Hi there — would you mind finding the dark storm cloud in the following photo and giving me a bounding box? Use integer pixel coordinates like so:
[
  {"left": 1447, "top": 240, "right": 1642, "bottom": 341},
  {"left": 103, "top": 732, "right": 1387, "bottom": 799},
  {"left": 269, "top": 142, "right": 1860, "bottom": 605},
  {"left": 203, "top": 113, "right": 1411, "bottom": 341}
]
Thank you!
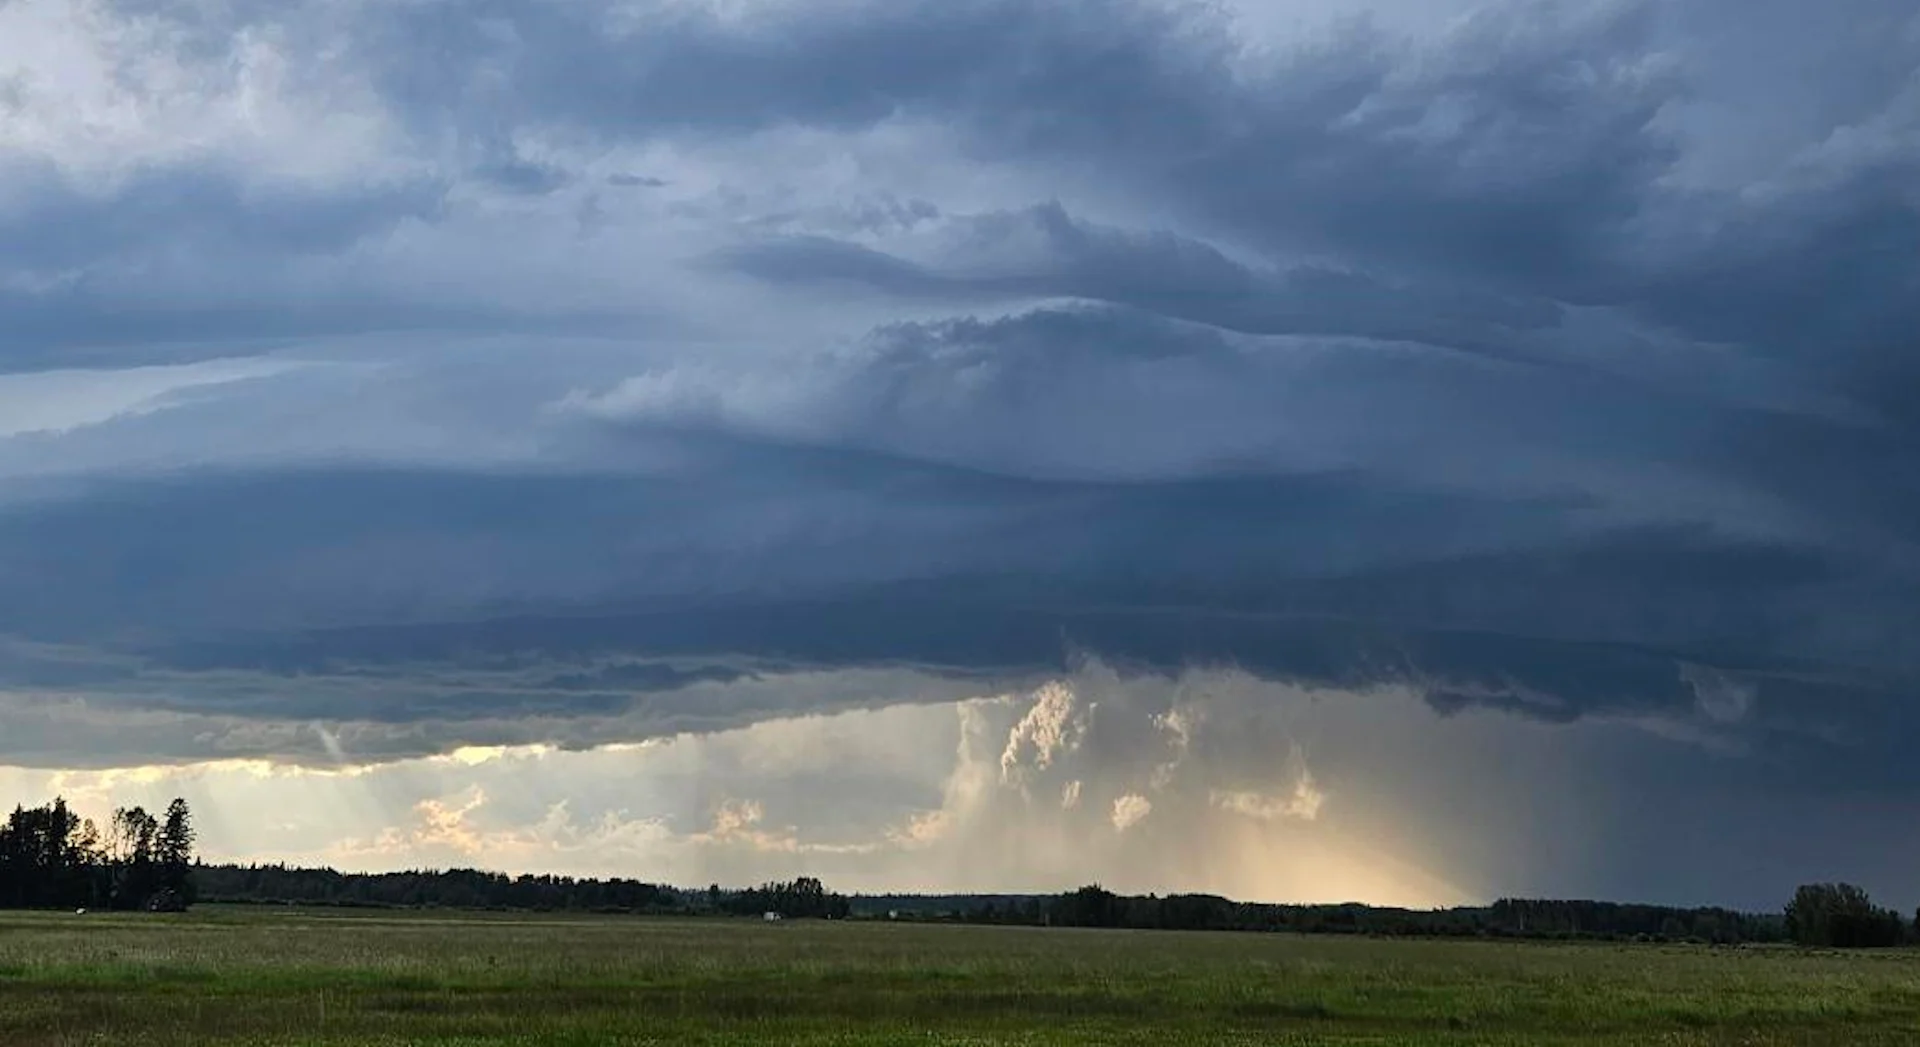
[
  {"left": 14, "top": 0, "right": 1914, "bottom": 379},
  {"left": 597, "top": 301, "right": 1913, "bottom": 590},
  {"left": 13, "top": 0, "right": 1914, "bottom": 333},
  {"left": 336, "top": 0, "right": 1632, "bottom": 293},
  {"left": 0, "top": 450, "right": 1588, "bottom": 637},
  {"left": 2, "top": 0, "right": 1917, "bottom": 821},
  {"left": 0, "top": 164, "right": 451, "bottom": 365},
  {"left": 714, "top": 205, "right": 1569, "bottom": 363},
  {"left": 1, "top": 450, "right": 1913, "bottom": 779},
  {"left": 345, "top": 0, "right": 1223, "bottom": 140},
  {"left": 4, "top": 566, "right": 1915, "bottom": 788},
  {"left": 0, "top": 162, "right": 478, "bottom": 371},
  {"left": 413, "top": 0, "right": 1914, "bottom": 403},
  {"left": 339, "top": 0, "right": 1672, "bottom": 296}
]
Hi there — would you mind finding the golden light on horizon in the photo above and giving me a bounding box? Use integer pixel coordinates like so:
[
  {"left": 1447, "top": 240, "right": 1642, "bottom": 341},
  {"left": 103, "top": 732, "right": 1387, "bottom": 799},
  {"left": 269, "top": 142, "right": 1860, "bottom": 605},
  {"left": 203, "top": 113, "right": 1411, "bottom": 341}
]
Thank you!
[{"left": 0, "top": 672, "right": 1540, "bottom": 909}]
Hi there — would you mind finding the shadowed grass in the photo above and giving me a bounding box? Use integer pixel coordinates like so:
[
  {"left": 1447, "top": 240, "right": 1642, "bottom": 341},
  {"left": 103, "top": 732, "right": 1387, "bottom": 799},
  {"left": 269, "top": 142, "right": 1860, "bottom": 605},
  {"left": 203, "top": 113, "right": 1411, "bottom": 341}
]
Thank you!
[{"left": 2, "top": 908, "right": 1919, "bottom": 1044}]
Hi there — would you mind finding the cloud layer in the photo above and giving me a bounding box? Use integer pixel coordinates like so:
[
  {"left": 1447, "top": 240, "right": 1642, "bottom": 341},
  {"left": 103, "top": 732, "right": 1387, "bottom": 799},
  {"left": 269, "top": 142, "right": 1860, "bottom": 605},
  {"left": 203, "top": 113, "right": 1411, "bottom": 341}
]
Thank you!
[{"left": 2, "top": 0, "right": 1917, "bottom": 904}]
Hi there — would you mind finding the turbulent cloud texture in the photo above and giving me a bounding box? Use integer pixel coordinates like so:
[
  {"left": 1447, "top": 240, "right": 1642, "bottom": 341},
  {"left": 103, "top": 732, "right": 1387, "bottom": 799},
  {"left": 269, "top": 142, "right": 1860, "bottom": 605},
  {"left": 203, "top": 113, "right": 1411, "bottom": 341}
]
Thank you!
[{"left": 1, "top": 0, "right": 1917, "bottom": 905}]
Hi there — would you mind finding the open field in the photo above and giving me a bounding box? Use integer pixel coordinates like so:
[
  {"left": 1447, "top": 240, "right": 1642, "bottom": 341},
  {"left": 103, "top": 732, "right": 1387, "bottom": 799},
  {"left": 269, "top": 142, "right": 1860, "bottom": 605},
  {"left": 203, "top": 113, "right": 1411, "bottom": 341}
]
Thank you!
[{"left": 3, "top": 908, "right": 1920, "bottom": 1045}]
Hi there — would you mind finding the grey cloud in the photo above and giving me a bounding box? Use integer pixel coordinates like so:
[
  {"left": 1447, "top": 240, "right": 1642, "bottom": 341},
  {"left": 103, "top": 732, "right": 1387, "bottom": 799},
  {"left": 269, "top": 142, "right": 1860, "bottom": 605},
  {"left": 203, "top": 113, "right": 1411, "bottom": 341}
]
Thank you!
[
  {"left": 712, "top": 209, "right": 1895, "bottom": 483},
  {"left": 715, "top": 205, "right": 1578, "bottom": 365},
  {"left": 75, "top": 0, "right": 1654, "bottom": 291},
  {"left": 473, "top": 158, "right": 572, "bottom": 196},
  {"left": 0, "top": 163, "right": 466, "bottom": 370},
  {"left": 595, "top": 302, "right": 1905, "bottom": 567},
  {"left": 348, "top": 0, "right": 1221, "bottom": 140},
  {"left": 0, "top": 163, "right": 445, "bottom": 271},
  {"left": 2, "top": 488, "right": 1912, "bottom": 785},
  {"left": 717, "top": 236, "right": 949, "bottom": 298},
  {"left": 12, "top": 0, "right": 1913, "bottom": 388},
  {"left": 0, "top": 457, "right": 1083, "bottom": 634},
  {"left": 503, "top": 0, "right": 1916, "bottom": 386},
  {"left": 15, "top": 660, "right": 1920, "bottom": 912},
  {"left": 0, "top": 661, "right": 991, "bottom": 768},
  {"left": 717, "top": 223, "right": 1920, "bottom": 566},
  {"left": 458, "top": 0, "right": 1666, "bottom": 291},
  {"left": 506, "top": 0, "right": 1898, "bottom": 470},
  {"left": 12, "top": 668, "right": 1918, "bottom": 910},
  {"left": 3, "top": 0, "right": 1918, "bottom": 901},
  {"left": 0, "top": 298, "right": 639, "bottom": 374},
  {"left": 2, "top": 310, "right": 1913, "bottom": 789},
  {"left": 2, "top": 277, "right": 1913, "bottom": 737}
]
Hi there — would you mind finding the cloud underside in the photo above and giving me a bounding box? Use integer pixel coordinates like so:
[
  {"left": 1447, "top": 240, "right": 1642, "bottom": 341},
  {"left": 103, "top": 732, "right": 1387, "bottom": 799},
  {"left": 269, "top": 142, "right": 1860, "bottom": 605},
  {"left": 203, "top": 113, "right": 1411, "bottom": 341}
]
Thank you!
[
  {"left": 10, "top": 667, "right": 1916, "bottom": 912},
  {"left": 0, "top": 0, "right": 1918, "bottom": 901},
  {"left": 0, "top": 459, "right": 1910, "bottom": 787},
  {"left": 14, "top": 668, "right": 1920, "bottom": 912},
  {"left": 0, "top": 675, "right": 1484, "bottom": 907}
]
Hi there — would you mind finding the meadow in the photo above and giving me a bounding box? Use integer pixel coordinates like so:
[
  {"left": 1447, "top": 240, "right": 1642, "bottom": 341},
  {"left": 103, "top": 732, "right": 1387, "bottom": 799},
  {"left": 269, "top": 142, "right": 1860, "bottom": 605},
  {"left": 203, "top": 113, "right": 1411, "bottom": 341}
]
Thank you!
[{"left": 3, "top": 907, "right": 1919, "bottom": 1045}]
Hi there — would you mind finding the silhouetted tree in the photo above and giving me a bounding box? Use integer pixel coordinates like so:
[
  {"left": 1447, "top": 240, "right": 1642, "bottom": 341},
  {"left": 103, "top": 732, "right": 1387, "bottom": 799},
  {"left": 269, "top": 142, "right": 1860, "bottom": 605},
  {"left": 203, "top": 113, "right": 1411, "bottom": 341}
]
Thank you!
[
  {"left": 1786, "top": 883, "right": 1904, "bottom": 948},
  {"left": 108, "top": 806, "right": 163, "bottom": 910},
  {"left": 719, "top": 876, "right": 852, "bottom": 919},
  {"left": 194, "top": 863, "right": 679, "bottom": 912},
  {"left": 0, "top": 797, "right": 196, "bottom": 911},
  {"left": 1049, "top": 885, "right": 1123, "bottom": 928},
  {"left": 158, "top": 799, "right": 197, "bottom": 903}
]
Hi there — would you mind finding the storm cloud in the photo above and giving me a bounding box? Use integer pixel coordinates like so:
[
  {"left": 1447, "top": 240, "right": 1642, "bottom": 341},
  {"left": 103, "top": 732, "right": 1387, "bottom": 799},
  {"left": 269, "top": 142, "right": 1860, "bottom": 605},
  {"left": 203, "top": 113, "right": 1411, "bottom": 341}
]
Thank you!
[{"left": 1, "top": 0, "right": 1916, "bottom": 906}]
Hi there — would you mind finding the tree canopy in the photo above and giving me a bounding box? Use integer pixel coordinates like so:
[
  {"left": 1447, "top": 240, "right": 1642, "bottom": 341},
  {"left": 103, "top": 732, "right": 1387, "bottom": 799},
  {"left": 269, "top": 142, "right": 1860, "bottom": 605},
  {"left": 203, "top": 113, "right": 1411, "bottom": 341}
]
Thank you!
[
  {"left": 1784, "top": 883, "right": 1907, "bottom": 948},
  {"left": 0, "top": 797, "right": 195, "bottom": 911}
]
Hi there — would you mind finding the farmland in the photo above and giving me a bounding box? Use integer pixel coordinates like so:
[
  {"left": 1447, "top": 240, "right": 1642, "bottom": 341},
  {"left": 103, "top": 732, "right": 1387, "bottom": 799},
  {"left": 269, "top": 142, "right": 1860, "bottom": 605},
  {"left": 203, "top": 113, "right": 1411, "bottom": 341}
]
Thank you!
[{"left": 3, "top": 907, "right": 1919, "bottom": 1045}]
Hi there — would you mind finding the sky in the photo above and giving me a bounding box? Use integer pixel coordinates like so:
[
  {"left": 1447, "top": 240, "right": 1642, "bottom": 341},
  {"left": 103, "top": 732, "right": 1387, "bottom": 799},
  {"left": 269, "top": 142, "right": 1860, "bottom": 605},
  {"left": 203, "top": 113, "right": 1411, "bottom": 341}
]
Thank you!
[{"left": 0, "top": 0, "right": 1916, "bottom": 912}]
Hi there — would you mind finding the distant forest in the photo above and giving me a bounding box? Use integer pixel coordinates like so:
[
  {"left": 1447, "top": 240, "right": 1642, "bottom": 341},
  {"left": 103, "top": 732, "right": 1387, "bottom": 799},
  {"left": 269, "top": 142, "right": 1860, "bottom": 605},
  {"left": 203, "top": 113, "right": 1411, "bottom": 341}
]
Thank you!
[
  {"left": 195, "top": 864, "right": 853, "bottom": 920},
  {"left": 5, "top": 797, "right": 1912, "bottom": 948},
  {"left": 191, "top": 866, "right": 1907, "bottom": 948}
]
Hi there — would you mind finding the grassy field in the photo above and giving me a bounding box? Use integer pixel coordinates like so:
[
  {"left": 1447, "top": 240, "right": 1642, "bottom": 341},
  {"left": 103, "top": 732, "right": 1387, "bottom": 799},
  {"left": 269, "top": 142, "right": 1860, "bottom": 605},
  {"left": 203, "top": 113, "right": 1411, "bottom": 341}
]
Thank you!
[{"left": 3, "top": 908, "right": 1919, "bottom": 1045}]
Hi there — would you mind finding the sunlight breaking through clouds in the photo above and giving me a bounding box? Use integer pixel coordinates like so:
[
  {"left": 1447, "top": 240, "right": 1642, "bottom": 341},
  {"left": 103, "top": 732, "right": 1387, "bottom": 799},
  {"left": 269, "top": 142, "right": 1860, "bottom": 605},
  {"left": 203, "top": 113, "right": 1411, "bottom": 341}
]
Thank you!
[
  {"left": 0, "top": 0, "right": 1916, "bottom": 910},
  {"left": 8, "top": 657, "right": 1920, "bottom": 908},
  {"left": 0, "top": 668, "right": 1502, "bottom": 906},
  {"left": 1109, "top": 794, "right": 1153, "bottom": 832},
  {"left": 4, "top": 660, "right": 1840, "bottom": 910}
]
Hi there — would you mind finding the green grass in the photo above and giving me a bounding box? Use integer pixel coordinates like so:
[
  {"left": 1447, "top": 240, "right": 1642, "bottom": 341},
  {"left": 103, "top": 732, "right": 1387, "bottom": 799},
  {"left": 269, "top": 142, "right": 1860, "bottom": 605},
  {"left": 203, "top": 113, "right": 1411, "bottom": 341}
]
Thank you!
[{"left": 3, "top": 908, "right": 1919, "bottom": 1044}]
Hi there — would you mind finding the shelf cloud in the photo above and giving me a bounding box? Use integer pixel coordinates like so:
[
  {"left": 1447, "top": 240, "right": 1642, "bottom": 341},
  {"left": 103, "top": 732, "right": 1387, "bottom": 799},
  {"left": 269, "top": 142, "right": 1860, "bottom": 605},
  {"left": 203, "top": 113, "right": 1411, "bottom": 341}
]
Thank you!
[{"left": 1, "top": 0, "right": 1915, "bottom": 907}]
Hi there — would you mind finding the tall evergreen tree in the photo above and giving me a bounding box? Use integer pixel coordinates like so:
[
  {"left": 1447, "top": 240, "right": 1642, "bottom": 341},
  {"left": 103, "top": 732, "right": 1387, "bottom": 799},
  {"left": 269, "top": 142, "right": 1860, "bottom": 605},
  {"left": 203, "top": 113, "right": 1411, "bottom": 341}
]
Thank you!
[{"left": 158, "top": 799, "right": 197, "bottom": 902}]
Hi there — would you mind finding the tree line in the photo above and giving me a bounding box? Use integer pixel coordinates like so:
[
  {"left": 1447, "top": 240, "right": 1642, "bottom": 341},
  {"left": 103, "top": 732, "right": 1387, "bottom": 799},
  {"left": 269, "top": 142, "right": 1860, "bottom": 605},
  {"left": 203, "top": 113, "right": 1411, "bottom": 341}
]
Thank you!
[
  {"left": 710, "top": 876, "right": 853, "bottom": 920},
  {"left": 195, "top": 864, "right": 680, "bottom": 912},
  {"left": 875, "top": 886, "right": 1791, "bottom": 944},
  {"left": 185, "top": 868, "right": 1911, "bottom": 948},
  {"left": 1783, "top": 883, "right": 1910, "bottom": 948},
  {"left": 0, "top": 798, "right": 196, "bottom": 911},
  {"left": 194, "top": 865, "right": 852, "bottom": 919},
  {"left": 4, "top": 795, "right": 1915, "bottom": 949},
  {"left": 882, "top": 883, "right": 1920, "bottom": 947}
]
